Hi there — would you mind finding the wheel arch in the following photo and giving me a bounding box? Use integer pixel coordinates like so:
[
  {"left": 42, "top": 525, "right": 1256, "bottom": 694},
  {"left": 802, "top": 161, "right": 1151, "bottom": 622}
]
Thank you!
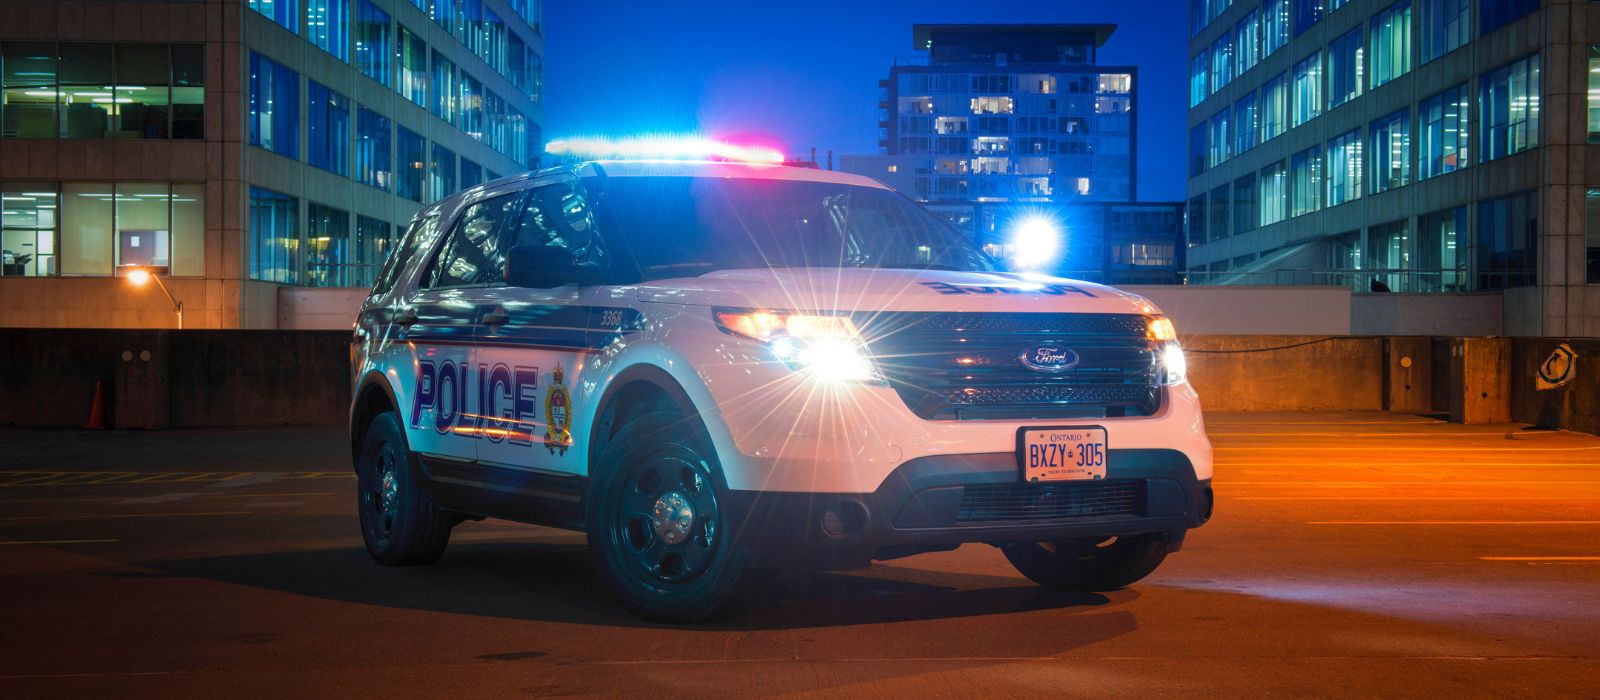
[
  {"left": 350, "top": 370, "right": 401, "bottom": 465},
  {"left": 588, "top": 364, "right": 707, "bottom": 478}
]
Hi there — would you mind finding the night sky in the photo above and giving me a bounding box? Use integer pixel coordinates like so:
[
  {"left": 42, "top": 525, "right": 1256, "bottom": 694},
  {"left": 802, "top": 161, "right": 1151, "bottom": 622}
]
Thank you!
[{"left": 542, "top": 0, "right": 1189, "bottom": 202}]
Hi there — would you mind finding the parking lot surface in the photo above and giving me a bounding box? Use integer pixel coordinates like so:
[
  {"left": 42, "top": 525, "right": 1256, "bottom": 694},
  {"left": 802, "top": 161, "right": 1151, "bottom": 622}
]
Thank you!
[{"left": 2, "top": 412, "right": 1598, "bottom": 697}]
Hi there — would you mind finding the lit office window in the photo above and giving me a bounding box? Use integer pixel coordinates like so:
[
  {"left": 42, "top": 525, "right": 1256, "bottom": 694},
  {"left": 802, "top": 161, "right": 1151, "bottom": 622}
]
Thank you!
[
  {"left": 172, "top": 45, "right": 204, "bottom": 139},
  {"left": 1235, "top": 10, "right": 1260, "bottom": 77},
  {"left": 4, "top": 43, "right": 201, "bottom": 141},
  {"left": 461, "top": 0, "right": 484, "bottom": 55},
  {"left": 1261, "top": 72, "right": 1287, "bottom": 141},
  {"left": 485, "top": 90, "right": 507, "bottom": 153},
  {"left": 354, "top": 0, "right": 391, "bottom": 86},
  {"left": 1290, "top": 145, "right": 1323, "bottom": 217},
  {"left": 248, "top": 0, "right": 299, "bottom": 34},
  {"left": 115, "top": 44, "right": 173, "bottom": 139},
  {"left": 1419, "top": 0, "right": 1468, "bottom": 63},
  {"left": 306, "top": 0, "right": 350, "bottom": 61},
  {"left": 1418, "top": 85, "right": 1468, "bottom": 179},
  {"left": 356, "top": 106, "right": 391, "bottom": 191},
  {"left": 2, "top": 43, "right": 58, "bottom": 138},
  {"left": 1293, "top": 0, "right": 1326, "bottom": 36},
  {"left": 1587, "top": 190, "right": 1600, "bottom": 283},
  {"left": 1370, "top": 2, "right": 1411, "bottom": 88},
  {"left": 1189, "top": 124, "right": 1207, "bottom": 177},
  {"left": 1481, "top": 54, "right": 1541, "bottom": 162},
  {"left": 1476, "top": 191, "right": 1538, "bottom": 289},
  {"left": 56, "top": 182, "right": 204, "bottom": 277},
  {"left": 1292, "top": 53, "right": 1322, "bottom": 126},
  {"left": 1233, "top": 91, "right": 1258, "bottom": 154},
  {"left": 397, "top": 25, "right": 427, "bottom": 106},
  {"left": 429, "top": 142, "right": 456, "bottom": 202},
  {"left": 1209, "top": 36, "right": 1233, "bottom": 93},
  {"left": 397, "top": 126, "right": 424, "bottom": 202},
  {"left": 459, "top": 73, "right": 484, "bottom": 140},
  {"left": 528, "top": 49, "right": 543, "bottom": 105},
  {"left": 1326, "top": 129, "right": 1363, "bottom": 206},
  {"left": 1208, "top": 109, "right": 1231, "bottom": 167},
  {"left": 1263, "top": 0, "right": 1290, "bottom": 57},
  {"left": 1369, "top": 109, "right": 1410, "bottom": 193},
  {"left": 306, "top": 202, "right": 350, "bottom": 287},
  {"left": 1418, "top": 206, "right": 1467, "bottom": 291},
  {"left": 1369, "top": 219, "right": 1410, "bottom": 288},
  {"left": 460, "top": 159, "right": 483, "bottom": 189},
  {"left": 1191, "top": 0, "right": 1207, "bottom": 36},
  {"left": 249, "top": 186, "right": 298, "bottom": 283},
  {"left": 307, "top": 81, "right": 350, "bottom": 176},
  {"left": 1259, "top": 161, "right": 1288, "bottom": 225},
  {"left": 353, "top": 215, "right": 393, "bottom": 288},
  {"left": 483, "top": 9, "right": 508, "bottom": 73},
  {"left": 509, "top": 31, "right": 530, "bottom": 96},
  {"left": 248, "top": 52, "right": 299, "bottom": 158},
  {"left": 1589, "top": 47, "right": 1600, "bottom": 144},
  {"left": 430, "top": 0, "right": 455, "bottom": 34},
  {"left": 431, "top": 50, "right": 458, "bottom": 126},
  {"left": 0, "top": 183, "right": 57, "bottom": 277},
  {"left": 1233, "top": 173, "right": 1257, "bottom": 234},
  {"left": 1327, "top": 28, "right": 1363, "bottom": 109},
  {"left": 1480, "top": 0, "right": 1539, "bottom": 36},
  {"left": 1210, "top": 0, "right": 1233, "bottom": 22},
  {"left": 1190, "top": 53, "right": 1208, "bottom": 107}
]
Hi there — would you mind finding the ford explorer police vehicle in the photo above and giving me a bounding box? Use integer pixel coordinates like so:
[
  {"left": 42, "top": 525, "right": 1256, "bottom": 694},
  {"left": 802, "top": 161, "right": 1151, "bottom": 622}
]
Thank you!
[{"left": 349, "top": 155, "right": 1213, "bottom": 622}]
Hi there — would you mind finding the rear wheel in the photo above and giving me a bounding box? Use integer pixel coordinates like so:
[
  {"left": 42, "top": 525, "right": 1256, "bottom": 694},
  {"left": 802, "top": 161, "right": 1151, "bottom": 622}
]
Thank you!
[
  {"left": 586, "top": 411, "right": 749, "bottom": 622},
  {"left": 1002, "top": 533, "right": 1169, "bottom": 591},
  {"left": 356, "top": 411, "right": 452, "bottom": 565}
]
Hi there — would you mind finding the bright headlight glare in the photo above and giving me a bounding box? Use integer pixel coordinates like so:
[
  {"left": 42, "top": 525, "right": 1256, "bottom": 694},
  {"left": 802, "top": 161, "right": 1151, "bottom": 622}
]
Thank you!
[
  {"left": 715, "top": 309, "right": 881, "bottom": 383},
  {"left": 1147, "top": 316, "right": 1178, "bottom": 341},
  {"left": 1160, "top": 340, "right": 1188, "bottom": 386}
]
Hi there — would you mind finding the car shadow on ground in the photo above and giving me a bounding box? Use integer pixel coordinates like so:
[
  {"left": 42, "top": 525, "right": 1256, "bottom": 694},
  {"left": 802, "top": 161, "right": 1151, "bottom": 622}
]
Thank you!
[{"left": 139, "top": 538, "right": 1125, "bottom": 631}]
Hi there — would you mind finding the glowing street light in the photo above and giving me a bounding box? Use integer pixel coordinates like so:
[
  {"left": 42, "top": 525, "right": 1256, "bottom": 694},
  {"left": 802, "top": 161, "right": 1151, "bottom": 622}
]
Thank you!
[
  {"left": 1007, "top": 215, "right": 1062, "bottom": 270},
  {"left": 125, "top": 267, "right": 184, "bottom": 329}
]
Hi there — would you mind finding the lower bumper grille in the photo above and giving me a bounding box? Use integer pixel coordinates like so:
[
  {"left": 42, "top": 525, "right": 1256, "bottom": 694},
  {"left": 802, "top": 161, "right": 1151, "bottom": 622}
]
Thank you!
[{"left": 956, "top": 479, "right": 1143, "bottom": 523}]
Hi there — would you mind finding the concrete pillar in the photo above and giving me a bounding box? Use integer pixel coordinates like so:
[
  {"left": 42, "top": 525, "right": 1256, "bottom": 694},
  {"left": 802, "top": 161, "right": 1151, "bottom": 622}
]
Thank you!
[
  {"left": 1447, "top": 337, "right": 1512, "bottom": 425},
  {"left": 113, "top": 332, "right": 170, "bottom": 429},
  {"left": 1383, "top": 336, "right": 1433, "bottom": 412}
]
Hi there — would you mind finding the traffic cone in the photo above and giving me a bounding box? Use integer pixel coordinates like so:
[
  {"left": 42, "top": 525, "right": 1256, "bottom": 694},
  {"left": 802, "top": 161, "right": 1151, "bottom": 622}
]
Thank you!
[{"left": 83, "top": 380, "right": 106, "bottom": 430}]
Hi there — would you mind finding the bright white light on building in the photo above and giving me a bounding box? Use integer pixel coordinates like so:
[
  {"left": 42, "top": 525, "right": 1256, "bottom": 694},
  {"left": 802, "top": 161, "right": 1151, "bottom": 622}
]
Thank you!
[{"left": 1008, "top": 215, "right": 1062, "bottom": 270}]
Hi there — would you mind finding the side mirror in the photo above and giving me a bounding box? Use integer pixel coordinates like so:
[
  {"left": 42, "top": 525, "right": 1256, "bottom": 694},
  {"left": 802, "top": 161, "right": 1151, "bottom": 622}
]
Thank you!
[{"left": 504, "top": 244, "right": 604, "bottom": 288}]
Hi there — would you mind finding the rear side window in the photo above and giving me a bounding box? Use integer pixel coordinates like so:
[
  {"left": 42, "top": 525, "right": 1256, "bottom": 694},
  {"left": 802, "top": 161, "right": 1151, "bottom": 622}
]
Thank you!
[
  {"left": 371, "top": 213, "right": 437, "bottom": 296},
  {"left": 427, "top": 191, "right": 524, "bottom": 287}
]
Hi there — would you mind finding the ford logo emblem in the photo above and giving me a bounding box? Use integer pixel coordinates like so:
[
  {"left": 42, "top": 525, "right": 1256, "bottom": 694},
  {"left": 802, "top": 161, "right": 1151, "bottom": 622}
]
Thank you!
[{"left": 1018, "top": 345, "right": 1079, "bottom": 373}]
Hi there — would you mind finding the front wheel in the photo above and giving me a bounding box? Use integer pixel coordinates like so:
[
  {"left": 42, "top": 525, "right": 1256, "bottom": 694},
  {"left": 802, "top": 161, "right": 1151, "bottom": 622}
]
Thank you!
[
  {"left": 586, "top": 411, "right": 750, "bottom": 623},
  {"left": 356, "top": 411, "right": 453, "bottom": 565},
  {"left": 1002, "top": 533, "right": 1170, "bottom": 591}
]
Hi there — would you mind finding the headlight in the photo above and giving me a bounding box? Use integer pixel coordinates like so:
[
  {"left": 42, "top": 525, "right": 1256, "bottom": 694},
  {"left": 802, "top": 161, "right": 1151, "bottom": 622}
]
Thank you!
[
  {"left": 714, "top": 308, "right": 883, "bottom": 384},
  {"left": 1159, "top": 340, "right": 1187, "bottom": 386}
]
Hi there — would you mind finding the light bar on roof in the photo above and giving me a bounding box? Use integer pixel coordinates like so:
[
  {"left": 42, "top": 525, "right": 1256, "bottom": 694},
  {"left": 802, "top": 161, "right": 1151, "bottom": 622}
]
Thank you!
[{"left": 544, "top": 135, "right": 786, "bottom": 164}]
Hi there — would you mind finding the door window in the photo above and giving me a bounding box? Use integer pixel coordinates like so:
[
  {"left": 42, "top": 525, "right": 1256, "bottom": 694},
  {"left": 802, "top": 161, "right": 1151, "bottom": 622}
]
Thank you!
[
  {"left": 427, "top": 191, "right": 523, "bottom": 287},
  {"left": 504, "top": 181, "right": 608, "bottom": 275}
]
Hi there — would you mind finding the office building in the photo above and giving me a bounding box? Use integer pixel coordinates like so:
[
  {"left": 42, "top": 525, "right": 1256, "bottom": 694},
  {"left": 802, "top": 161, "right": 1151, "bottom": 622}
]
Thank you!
[
  {"left": 1187, "top": 0, "right": 1597, "bottom": 335},
  {"left": 843, "top": 24, "right": 1183, "bottom": 284},
  {"left": 0, "top": 0, "right": 543, "bottom": 328}
]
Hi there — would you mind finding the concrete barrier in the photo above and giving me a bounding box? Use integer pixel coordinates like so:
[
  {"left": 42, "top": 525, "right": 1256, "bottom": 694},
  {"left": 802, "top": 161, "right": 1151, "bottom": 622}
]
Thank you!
[
  {"left": 1512, "top": 338, "right": 1599, "bottom": 435},
  {"left": 1182, "top": 335, "right": 1385, "bottom": 411}
]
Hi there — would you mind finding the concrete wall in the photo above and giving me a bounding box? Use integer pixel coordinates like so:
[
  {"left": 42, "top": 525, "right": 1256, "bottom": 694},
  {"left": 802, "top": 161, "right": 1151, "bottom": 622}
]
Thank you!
[
  {"left": 1124, "top": 286, "right": 1351, "bottom": 335},
  {"left": 1182, "top": 335, "right": 1385, "bottom": 411},
  {"left": 1352, "top": 293, "right": 1505, "bottom": 336},
  {"left": 279, "top": 288, "right": 368, "bottom": 329},
  {"left": 0, "top": 329, "right": 349, "bottom": 428},
  {"left": 1512, "top": 338, "right": 1600, "bottom": 435}
]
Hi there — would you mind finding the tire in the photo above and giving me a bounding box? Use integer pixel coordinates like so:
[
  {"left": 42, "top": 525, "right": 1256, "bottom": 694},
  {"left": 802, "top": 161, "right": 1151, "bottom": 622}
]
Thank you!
[
  {"left": 586, "top": 411, "right": 750, "bottom": 623},
  {"left": 356, "top": 411, "right": 453, "bottom": 566},
  {"left": 1001, "top": 533, "right": 1170, "bottom": 591}
]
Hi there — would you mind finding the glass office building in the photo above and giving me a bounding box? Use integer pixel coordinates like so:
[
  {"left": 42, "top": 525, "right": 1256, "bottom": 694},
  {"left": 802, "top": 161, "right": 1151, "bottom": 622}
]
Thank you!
[
  {"left": 0, "top": 0, "right": 543, "bottom": 328},
  {"left": 842, "top": 24, "right": 1183, "bottom": 284},
  {"left": 1187, "top": 0, "right": 1598, "bottom": 336}
]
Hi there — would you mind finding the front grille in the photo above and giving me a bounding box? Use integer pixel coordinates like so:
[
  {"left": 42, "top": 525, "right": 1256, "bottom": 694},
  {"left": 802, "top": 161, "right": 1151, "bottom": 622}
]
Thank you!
[
  {"left": 860, "top": 312, "right": 1160, "bottom": 420},
  {"left": 956, "top": 479, "right": 1143, "bottom": 523}
]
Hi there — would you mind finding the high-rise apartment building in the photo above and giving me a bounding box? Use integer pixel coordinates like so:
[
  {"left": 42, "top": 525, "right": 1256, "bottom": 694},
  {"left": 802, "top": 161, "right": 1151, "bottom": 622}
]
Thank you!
[
  {"left": 0, "top": 0, "right": 543, "bottom": 328},
  {"left": 1187, "top": 0, "right": 1597, "bottom": 336},
  {"left": 843, "top": 24, "right": 1182, "bottom": 284}
]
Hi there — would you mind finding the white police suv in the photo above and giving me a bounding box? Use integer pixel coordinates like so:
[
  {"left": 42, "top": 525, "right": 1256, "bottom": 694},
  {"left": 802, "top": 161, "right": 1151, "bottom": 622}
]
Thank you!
[{"left": 349, "top": 158, "right": 1213, "bottom": 622}]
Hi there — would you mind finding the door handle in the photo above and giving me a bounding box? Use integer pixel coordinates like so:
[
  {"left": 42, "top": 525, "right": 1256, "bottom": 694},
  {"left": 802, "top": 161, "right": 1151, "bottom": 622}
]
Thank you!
[
  {"left": 393, "top": 308, "right": 418, "bottom": 327},
  {"left": 480, "top": 307, "right": 510, "bottom": 326}
]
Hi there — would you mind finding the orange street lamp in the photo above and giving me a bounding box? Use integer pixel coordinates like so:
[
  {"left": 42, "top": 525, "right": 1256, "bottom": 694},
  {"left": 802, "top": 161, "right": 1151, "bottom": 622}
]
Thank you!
[{"left": 125, "top": 267, "right": 184, "bottom": 329}]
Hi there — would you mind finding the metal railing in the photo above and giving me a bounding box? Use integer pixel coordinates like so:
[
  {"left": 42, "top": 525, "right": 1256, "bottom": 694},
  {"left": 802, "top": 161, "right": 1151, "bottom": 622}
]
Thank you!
[{"left": 1183, "top": 268, "right": 1534, "bottom": 293}]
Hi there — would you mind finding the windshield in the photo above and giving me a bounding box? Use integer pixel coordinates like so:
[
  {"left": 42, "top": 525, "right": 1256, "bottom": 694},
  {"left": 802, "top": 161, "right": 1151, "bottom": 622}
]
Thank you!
[{"left": 595, "top": 176, "right": 995, "bottom": 282}]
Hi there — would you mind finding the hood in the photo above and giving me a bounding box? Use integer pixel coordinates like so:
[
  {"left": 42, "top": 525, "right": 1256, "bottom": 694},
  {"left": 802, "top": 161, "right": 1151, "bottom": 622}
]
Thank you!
[{"left": 631, "top": 268, "right": 1162, "bottom": 315}]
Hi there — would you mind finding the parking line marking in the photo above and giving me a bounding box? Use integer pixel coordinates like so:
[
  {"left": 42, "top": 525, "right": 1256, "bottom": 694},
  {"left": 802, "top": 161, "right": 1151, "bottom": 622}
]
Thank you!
[
  {"left": 1481, "top": 556, "right": 1600, "bottom": 561},
  {"left": 0, "top": 539, "right": 119, "bottom": 545},
  {"left": 0, "top": 511, "right": 252, "bottom": 522},
  {"left": 1308, "top": 520, "right": 1600, "bottom": 525}
]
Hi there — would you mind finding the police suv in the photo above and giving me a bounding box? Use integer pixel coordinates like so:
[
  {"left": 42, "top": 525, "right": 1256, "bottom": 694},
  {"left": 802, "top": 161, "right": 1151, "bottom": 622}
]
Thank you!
[{"left": 349, "top": 159, "right": 1213, "bottom": 622}]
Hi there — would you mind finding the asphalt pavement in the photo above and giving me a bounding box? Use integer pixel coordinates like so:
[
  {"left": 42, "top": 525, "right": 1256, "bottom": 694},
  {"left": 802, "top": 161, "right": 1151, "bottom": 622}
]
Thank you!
[{"left": 1, "top": 412, "right": 1598, "bottom": 698}]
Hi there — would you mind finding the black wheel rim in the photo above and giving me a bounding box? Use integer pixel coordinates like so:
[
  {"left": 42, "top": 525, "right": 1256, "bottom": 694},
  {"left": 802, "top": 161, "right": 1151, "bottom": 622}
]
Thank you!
[
  {"left": 360, "top": 440, "right": 400, "bottom": 550},
  {"left": 605, "top": 446, "right": 722, "bottom": 595}
]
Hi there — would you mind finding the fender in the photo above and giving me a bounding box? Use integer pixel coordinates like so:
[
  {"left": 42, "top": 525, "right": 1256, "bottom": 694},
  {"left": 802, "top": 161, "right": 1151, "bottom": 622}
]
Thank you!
[
  {"left": 350, "top": 369, "right": 402, "bottom": 460},
  {"left": 585, "top": 358, "right": 741, "bottom": 481}
]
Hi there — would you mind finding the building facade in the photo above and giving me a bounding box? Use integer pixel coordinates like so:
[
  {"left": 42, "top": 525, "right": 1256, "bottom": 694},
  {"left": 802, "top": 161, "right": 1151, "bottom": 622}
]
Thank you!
[
  {"left": 1187, "top": 0, "right": 1599, "bottom": 336},
  {"left": 842, "top": 24, "right": 1182, "bottom": 284},
  {"left": 0, "top": 0, "right": 543, "bottom": 328}
]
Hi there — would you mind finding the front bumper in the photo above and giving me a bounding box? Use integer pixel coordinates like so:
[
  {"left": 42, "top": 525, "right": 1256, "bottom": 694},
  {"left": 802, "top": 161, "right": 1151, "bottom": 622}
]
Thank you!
[{"left": 722, "top": 448, "right": 1212, "bottom": 570}]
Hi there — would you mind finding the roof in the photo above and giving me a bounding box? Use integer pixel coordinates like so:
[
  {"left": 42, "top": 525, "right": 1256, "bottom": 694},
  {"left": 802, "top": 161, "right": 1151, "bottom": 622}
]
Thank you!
[{"left": 911, "top": 24, "right": 1117, "bottom": 49}]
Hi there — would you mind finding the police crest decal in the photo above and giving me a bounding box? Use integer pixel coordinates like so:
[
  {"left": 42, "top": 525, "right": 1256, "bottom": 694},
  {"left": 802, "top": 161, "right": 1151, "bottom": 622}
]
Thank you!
[{"left": 544, "top": 364, "right": 574, "bottom": 455}]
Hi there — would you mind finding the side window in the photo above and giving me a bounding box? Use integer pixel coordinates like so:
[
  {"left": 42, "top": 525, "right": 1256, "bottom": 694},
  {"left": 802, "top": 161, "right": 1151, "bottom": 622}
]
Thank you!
[
  {"left": 427, "top": 191, "right": 524, "bottom": 288},
  {"left": 503, "top": 180, "right": 609, "bottom": 278},
  {"left": 372, "top": 213, "right": 437, "bottom": 296}
]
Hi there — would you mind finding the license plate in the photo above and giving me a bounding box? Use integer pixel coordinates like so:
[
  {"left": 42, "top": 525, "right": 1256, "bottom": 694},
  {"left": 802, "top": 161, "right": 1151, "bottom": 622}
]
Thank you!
[{"left": 1018, "top": 426, "right": 1109, "bottom": 482}]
